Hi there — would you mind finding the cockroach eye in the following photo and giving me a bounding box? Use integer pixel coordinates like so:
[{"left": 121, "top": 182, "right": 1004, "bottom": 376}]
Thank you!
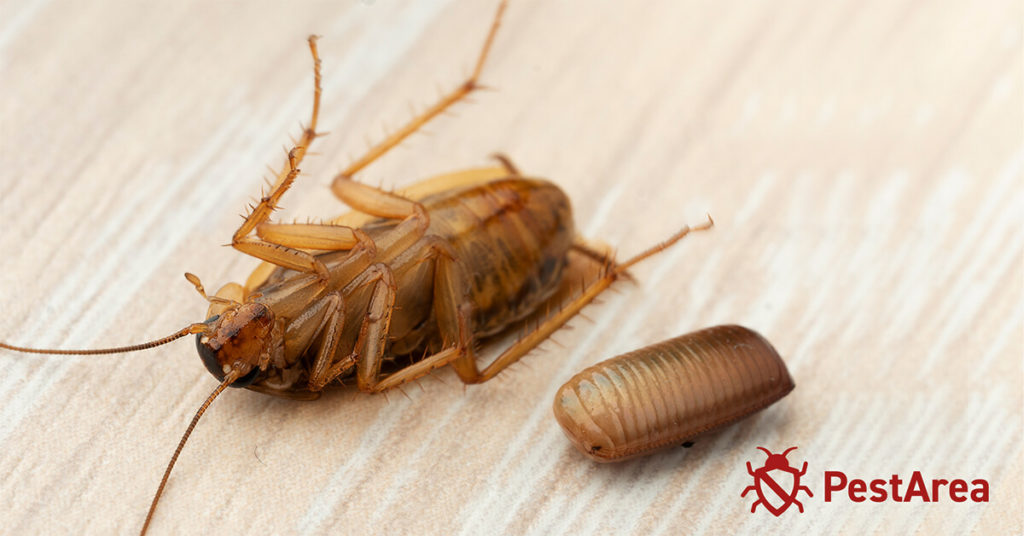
[
  {"left": 196, "top": 333, "right": 261, "bottom": 388},
  {"left": 196, "top": 315, "right": 222, "bottom": 380}
]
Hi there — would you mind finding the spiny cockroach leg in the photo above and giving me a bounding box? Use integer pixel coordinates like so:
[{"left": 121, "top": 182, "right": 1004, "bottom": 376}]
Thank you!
[
  {"left": 369, "top": 347, "right": 462, "bottom": 393},
  {"left": 569, "top": 241, "right": 616, "bottom": 270},
  {"left": 324, "top": 0, "right": 511, "bottom": 261},
  {"left": 331, "top": 0, "right": 507, "bottom": 183},
  {"left": 255, "top": 222, "right": 362, "bottom": 251},
  {"left": 234, "top": 36, "right": 322, "bottom": 241},
  {"left": 330, "top": 180, "right": 431, "bottom": 260},
  {"left": 230, "top": 36, "right": 343, "bottom": 279}
]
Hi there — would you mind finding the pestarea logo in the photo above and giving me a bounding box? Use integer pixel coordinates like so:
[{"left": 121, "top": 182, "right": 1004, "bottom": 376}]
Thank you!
[
  {"left": 741, "top": 447, "right": 990, "bottom": 514},
  {"left": 741, "top": 447, "right": 813, "bottom": 515}
]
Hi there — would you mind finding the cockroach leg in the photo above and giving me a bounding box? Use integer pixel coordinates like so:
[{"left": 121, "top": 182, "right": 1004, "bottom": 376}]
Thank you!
[
  {"left": 331, "top": 175, "right": 424, "bottom": 219},
  {"left": 323, "top": 215, "right": 710, "bottom": 392},
  {"left": 330, "top": 179, "right": 431, "bottom": 260},
  {"left": 338, "top": 166, "right": 512, "bottom": 215},
  {"left": 455, "top": 218, "right": 714, "bottom": 384},
  {"left": 302, "top": 238, "right": 469, "bottom": 394},
  {"left": 303, "top": 292, "right": 347, "bottom": 390},
  {"left": 282, "top": 290, "right": 341, "bottom": 359},
  {"left": 232, "top": 233, "right": 330, "bottom": 281},
  {"left": 349, "top": 240, "right": 468, "bottom": 392},
  {"left": 236, "top": 220, "right": 371, "bottom": 281},
  {"left": 322, "top": 0, "right": 508, "bottom": 266},
  {"left": 234, "top": 36, "right": 323, "bottom": 239},
  {"left": 569, "top": 241, "right": 616, "bottom": 270},
  {"left": 370, "top": 347, "right": 461, "bottom": 393},
  {"left": 307, "top": 264, "right": 397, "bottom": 391},
  {"left": 352, "top": 264, "right": 398, "bottom": 391},
  {"left": 331, "top": 0, "right": 507, "bottom": 182},
  {"left": 230, "top": 36, "right": 331, "bottom": 279},
  {"left": 490, "top": 152, "right": 521, "bottom": 175},
  {"left": 568, "top": 241, "right": 637, "bottom": 283},
  {"left": 255, "top": 222, "right": 361, "bottom": 251}
]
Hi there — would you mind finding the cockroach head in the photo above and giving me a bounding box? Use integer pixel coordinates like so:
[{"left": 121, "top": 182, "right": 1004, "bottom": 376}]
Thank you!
[{"left": 196, "top": 302, "right": 276, "bottom": 388}]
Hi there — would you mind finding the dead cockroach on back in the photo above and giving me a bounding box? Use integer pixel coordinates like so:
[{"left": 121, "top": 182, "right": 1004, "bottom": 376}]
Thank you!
[{"left": 1, "top": 2, "right": 712, "bottom": 534}]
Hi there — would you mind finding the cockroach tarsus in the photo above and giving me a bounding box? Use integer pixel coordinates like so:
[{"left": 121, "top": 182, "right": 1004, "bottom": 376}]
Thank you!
[
  {"left": 1, "top": 2, "right": 713, "bottom": 534},
  {"left": 552, "top": 325, "right": 794, "bottom": 462}
]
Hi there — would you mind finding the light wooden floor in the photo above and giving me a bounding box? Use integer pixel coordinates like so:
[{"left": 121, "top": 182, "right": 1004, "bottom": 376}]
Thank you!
[{"left": 0, "top": 1, "right": 1020, "bottom": 534}]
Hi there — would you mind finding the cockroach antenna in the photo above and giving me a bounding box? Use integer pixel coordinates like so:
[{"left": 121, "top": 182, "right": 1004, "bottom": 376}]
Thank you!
[
  {"left": 0, "top": 318, "right": 224, "bottom": 536},
  {"left": 0, "top": 272, "right": 235, "bottom": 356},
  {"left": 0, "top": 319, "right": 224, "bottom": 536},
  {"left": 140, "top": 367, "right": 243, "bottom": 536},
  {"left": 0, "top": 323, "right": 209, "bottom": 356}
]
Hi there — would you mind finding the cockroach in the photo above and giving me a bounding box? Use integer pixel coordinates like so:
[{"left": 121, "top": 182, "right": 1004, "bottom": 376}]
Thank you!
[
  {"left": 1, "top": 2, "right": 712, "bottom": 533},
  {"left": 552, "top": 325, "right": 794, "bottom": 462}
]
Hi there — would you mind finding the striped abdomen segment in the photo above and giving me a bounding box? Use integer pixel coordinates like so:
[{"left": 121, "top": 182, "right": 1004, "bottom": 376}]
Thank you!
[
  {"left": 424, "top": 178, "right": 574, "bottom": 337},
  {"left": 553, "top": 325, "right": 794, "bottom": 462}
]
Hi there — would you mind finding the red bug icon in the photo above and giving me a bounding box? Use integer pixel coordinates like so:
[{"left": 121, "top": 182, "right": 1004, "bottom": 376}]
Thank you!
[{"left": 741, "top": 446, "right": 813, "bottom": 516}]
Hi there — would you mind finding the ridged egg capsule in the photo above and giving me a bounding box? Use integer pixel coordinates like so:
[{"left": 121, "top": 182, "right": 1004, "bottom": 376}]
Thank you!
[{"left": 553, "top": 325, "right": 794, "bottom": 461}]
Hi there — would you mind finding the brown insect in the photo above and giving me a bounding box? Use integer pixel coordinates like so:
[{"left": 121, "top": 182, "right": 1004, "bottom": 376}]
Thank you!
[
  {"left": 1, "top": 2, "right": 712, "bottom": 534},
  {"left": 552, "top": 325, "right": 794, "bottom": 461}
]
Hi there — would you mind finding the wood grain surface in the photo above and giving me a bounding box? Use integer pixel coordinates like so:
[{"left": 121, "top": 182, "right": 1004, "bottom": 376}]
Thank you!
[{"left": 1, "top": 1, "right": 1020, "bottom": 534}]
